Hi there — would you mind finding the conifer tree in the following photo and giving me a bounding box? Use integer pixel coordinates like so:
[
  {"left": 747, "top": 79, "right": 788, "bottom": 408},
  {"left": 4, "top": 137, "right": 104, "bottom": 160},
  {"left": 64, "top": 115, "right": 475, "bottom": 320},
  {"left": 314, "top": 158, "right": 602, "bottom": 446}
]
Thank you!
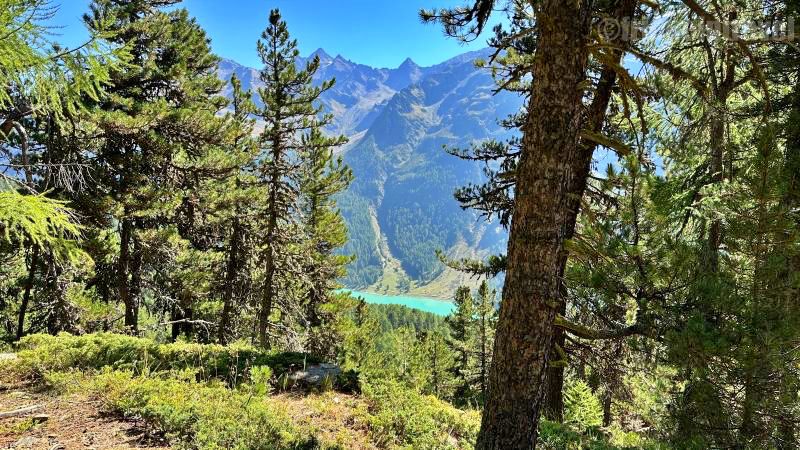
[
  {"left": 447, "top": 286, "right": 475, "bottom": 402},
  {"left": 447, "top": 282, "right": 497, "bottom": 406},
  {"left": 474, "top": 280, "right": 497, "bottom": 402},
  {"left": 422, "top": 329, "right": 454, "bottom": 398},
  {"left": 342, "top": 299, "right": 380, "bottom": 371},
  {"left": 216, "top": 74, "right": 258, "bottom": 344},
  {"left": 82, "top": 0, "right": 232, "bottom": 333},
  {"left": 0, "top": 0, "right": 124, "bottom": 339},
  {"left": 253, "top": 9, "right": 341, "bottom": 348},
  {"left": 300, "top": 127, "right": 351, "bottom": 354}
]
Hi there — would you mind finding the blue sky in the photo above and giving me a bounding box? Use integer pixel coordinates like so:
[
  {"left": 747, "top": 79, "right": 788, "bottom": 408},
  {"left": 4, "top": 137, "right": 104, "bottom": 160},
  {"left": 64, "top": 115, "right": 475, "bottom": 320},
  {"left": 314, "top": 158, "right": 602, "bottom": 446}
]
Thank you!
[{"left": 49, "top": 0, "right": 501, "bottom": 68}]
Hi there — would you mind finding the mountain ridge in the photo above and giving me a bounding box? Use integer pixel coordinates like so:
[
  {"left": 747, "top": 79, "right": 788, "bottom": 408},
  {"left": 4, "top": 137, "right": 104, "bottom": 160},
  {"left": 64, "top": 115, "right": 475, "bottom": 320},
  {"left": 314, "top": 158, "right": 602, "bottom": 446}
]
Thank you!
[{"left": 217, "top": 48, "right": 519, "bottom": 296}]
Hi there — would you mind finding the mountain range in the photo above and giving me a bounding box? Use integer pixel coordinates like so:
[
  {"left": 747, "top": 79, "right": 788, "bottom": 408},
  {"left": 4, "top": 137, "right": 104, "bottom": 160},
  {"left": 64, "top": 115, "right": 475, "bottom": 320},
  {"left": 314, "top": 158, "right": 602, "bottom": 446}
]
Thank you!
[{"left": 217, "top": 48, "right": 521, "bottom": 297}]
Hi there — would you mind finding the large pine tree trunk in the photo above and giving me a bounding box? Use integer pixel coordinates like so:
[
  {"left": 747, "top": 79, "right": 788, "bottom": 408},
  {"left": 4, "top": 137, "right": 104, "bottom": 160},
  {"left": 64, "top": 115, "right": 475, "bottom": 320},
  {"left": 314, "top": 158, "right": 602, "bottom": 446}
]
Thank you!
[
  {"left": 541, "top": 0, "right": 636, "bottom": 422},
  {"left": 475, "top": 1, "right": 592, "bottom": 447}
]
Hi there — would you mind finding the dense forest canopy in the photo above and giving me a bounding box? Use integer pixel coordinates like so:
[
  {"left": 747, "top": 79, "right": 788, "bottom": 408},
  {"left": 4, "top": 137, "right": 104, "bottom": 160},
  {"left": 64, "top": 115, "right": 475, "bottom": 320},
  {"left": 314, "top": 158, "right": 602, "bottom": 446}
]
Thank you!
[{"left": 1, "top": 0, "right": 800, "bottom": 449}]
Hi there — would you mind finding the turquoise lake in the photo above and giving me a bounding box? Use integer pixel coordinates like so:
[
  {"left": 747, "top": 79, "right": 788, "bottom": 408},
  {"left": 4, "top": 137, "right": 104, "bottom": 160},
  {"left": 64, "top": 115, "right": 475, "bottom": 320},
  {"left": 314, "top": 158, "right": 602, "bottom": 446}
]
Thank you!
[{"left": 339, "top": 290, "right": 455, "bottom": 316}]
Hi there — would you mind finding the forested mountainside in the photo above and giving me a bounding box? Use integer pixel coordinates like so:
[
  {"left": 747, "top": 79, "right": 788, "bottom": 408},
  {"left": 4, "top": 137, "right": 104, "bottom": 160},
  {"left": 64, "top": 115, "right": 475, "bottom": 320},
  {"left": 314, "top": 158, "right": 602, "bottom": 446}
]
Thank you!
[{"left": 218, "top": 50, "right": 520, "bottom": 295}]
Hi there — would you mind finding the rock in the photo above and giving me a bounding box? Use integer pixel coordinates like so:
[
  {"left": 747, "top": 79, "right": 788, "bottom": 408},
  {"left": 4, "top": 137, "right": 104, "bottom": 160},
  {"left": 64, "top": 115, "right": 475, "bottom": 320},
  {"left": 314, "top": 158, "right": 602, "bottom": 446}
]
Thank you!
[
  {"left": 287, "top": 363, "right": 341, "bottom": 386},
  {"left": 32, "top": 414, "right": 49, "bottom": 423},
  {"left": 14, "top": 436, "right": 40, "bottom": 449}
]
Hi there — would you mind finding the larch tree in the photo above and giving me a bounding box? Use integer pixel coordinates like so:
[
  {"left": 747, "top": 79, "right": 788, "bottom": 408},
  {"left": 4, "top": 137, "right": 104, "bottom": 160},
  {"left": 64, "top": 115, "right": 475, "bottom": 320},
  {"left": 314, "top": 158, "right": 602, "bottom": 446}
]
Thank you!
[{"left": 0, "top": 0, "right": 125, "bottom": 340}]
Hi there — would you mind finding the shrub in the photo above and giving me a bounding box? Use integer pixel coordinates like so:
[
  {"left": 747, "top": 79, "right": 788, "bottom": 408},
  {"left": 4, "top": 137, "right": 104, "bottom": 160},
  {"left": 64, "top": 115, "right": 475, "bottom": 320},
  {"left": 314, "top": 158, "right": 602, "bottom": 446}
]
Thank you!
[
  {"left": 12, "top": 333, "right": 319, "bottom": 384},
  {"left": 335, "top": 369, "right": 360, "bottom": 393},
  {"left": 79, "top": 369, "right": 318, "bottom": 450},
  {"left": 250, "top": 365, "right": 273, "bottom": 396},
  {"left": 564, "top": 379, "right": 604, "bottom": 431},
  {"left": 361, "top": 379, "right": 480, "bottom": 449}
]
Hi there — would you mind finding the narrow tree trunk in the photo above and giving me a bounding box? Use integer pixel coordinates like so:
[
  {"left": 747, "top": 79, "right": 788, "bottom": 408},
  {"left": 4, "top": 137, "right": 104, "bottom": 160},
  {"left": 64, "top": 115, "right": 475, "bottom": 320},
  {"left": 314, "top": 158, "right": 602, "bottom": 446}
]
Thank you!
[
  {"left": 45, "top": 252, "right": 71, "bottom": 334},
  {"left": 16, "top": 246, "right": 39, "bottom": 341},
  {"left": 543, "top": 333, "right": 565, "bottom": 422},
  {"left": 475, "top": 1, "right": 592, "bottom": 448},
  {"left": 479, "top": 305, "right": 488, "bottom": 401},
  {"left": 707, "top": 115, "right": 725, "bottom": 272},
  {"left": 739, "top": 369, "right": 760, "bottom": 445},
  {"left": 129, "top": 230, "right": 143, "bottom": 333},
  {"left": 219, "top": 216, "right": 242, "bottom": 344},
  {"left": 602, "top": 390, "right": 613, "bottom": 427},
  {"left": 15, "top": 122, "right": 36, "bottom": 341},
  {"left": 119, "top": 218, "right": 136, "bottom": 332},
  {"left": 258, "top": 189, "right": 278, "bottom": 348},
  {"left": 170, "top": 306, "right": 181, "bottom": 342}
]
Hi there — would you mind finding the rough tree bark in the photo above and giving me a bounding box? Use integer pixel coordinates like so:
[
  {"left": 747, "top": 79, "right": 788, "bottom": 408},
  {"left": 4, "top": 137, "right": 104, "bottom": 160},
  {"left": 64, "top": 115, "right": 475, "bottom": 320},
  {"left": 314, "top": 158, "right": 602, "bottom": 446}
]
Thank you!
[
  {"left": 475, "top": 1, "right": 593, "bottom": 448},
  {"left": 541, "top": 0, "right": 637, "bottom": 425}
]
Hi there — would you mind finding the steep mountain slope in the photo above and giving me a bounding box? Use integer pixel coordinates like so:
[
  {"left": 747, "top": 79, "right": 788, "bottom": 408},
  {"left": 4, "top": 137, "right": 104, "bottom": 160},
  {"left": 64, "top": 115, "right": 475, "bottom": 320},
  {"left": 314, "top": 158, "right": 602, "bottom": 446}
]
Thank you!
[{"left": 217, "top": 49, "right": 520, "bottom": 296}]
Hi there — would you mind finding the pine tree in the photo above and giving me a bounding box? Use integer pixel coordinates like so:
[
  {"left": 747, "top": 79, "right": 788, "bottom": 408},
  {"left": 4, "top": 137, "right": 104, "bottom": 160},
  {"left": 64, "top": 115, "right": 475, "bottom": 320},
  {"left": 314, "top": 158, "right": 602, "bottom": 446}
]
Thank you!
[
  {"left": 447, "top": 282, "right": 497, "bottom": 406},
  {"left": 425, "top": 1, "right": 639, "bottom": 438},
  {"left": 422, "top": 329, "right": 454, "bottom": 398},
  {"left": 82, "top": 0, "right": 233, "bottom": 334},
  {"left": 474, "top": 280, "right": 497, "bottom": 402},
  {"left": 216, "top": 74, "right": 258, "bottom": 344},
  {"left": 342, "top": 299, "right": 380, "bottom": 372},
  {"left": 253, "top": 9, "right": 341, "bottom": 348},
  {"left": 300, "top": 127, "right": 351, "bottom": 355},
  {"left": 447, "top": 285, "right": 476, "bottom": 403}
]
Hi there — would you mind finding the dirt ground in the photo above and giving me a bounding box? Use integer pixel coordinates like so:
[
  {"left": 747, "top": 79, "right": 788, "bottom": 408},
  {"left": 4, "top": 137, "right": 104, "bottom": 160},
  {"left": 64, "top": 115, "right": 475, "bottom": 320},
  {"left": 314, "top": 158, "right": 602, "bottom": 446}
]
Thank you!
[{"left": 0, "top": 388, "right": 170, "bottom": 450}]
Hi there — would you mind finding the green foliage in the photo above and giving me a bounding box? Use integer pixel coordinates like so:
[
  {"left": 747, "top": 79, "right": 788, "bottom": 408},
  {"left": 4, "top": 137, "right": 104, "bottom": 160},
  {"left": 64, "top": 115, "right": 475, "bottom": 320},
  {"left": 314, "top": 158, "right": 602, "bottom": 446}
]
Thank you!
[
  {"left": 446, "top": 282, "right": 496, "bottom": 406},
  {"left": 250, "top": 365, "right": 273, "bottom": 396},
  {"left": 537, "top": 420, "right": 666, "bottom": 450},
  {"left": 0, "top": 0, "right": 126, "bottom": 122},
  {"left": 563, "top": 380, "right": 604, "bottom": 431},
  {"left": 12, "top": 332, "right": 319, "bottom": 384},
  {"left": 367, "top": 303, "right": 447, "bottom": 333},
  {"left": 251, "top": 8, "right": 349, "bottom": 348},
  {"left": 75, "top": 370, "right": 318, "bottom": 450},
  {"left": 0, "top": 191, "right": 87, "bottom": 263},
  {"left": 361, "top": 379, "right": 480, "bottom": 449}
]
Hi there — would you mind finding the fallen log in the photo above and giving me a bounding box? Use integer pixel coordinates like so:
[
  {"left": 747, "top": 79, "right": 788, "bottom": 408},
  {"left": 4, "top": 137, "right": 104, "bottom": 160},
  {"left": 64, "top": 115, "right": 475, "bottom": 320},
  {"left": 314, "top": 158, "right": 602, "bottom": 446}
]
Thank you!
[{"left": 0, "top": 404, "right": 43, "bottom": 419}]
